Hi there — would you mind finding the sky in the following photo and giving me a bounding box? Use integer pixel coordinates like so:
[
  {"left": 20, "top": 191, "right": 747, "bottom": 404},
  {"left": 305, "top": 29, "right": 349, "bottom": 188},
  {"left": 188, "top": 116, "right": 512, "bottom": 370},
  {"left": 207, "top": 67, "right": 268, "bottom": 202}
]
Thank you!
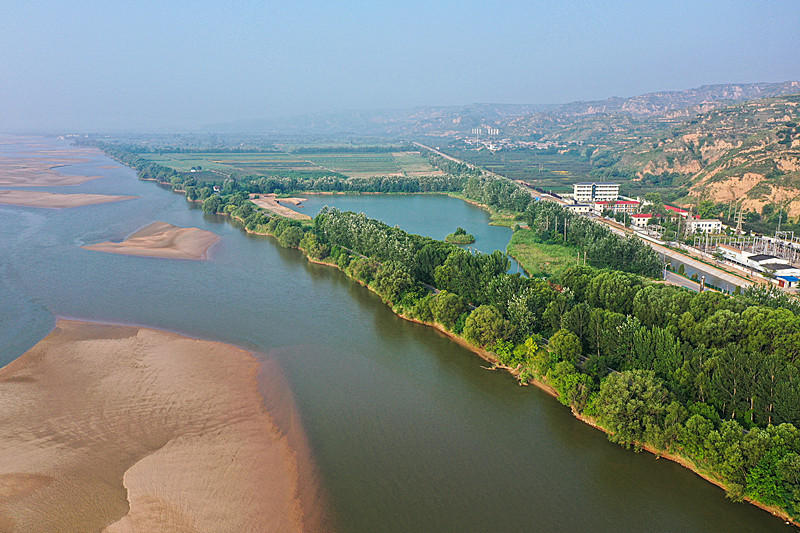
[{"left": 1, "top": 0, "right": 799, "bottom": 132}]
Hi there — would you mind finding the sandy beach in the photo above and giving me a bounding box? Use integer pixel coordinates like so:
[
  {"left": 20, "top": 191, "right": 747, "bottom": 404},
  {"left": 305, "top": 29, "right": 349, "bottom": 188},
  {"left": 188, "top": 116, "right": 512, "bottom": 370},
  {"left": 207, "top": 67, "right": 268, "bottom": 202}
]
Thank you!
[
  {"left": 82, "top": 221, "right": 220, "bottom": 260},
  {"left": 0, "top": 319, "right": 325, "bottom": 532},
  {"left": 0, "top": 190, "right": 138, "bottom": 208}
]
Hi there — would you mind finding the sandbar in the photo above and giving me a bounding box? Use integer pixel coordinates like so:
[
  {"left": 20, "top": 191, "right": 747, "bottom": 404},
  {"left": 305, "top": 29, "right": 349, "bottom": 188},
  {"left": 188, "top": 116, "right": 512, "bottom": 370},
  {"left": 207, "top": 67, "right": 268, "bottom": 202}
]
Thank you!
[
  {"left": 250, "top": 194, "right": 312, "bottom": 220},
  {"left": 0, "top": 190, "right": 139, "bottom": 208},
  {"left": 0, "top": 152, "right": 103, "bottom": 186},
  {"left": 82, "top": 221, "right": 220, "bottom": 260},
  {"left": 0, "top": 319, "right": 323, "bottom": 532}
]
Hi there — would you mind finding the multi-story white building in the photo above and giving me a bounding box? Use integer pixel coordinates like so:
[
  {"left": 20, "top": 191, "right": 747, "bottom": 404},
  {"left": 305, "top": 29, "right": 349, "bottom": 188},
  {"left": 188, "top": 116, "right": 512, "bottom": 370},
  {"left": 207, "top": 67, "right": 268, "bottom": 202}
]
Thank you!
[
  {"left": 687, "top": 219, "right": 722, "bottom": 234},
  {"left": 573, "top": 182, "right": 619, "bottom": 203}
]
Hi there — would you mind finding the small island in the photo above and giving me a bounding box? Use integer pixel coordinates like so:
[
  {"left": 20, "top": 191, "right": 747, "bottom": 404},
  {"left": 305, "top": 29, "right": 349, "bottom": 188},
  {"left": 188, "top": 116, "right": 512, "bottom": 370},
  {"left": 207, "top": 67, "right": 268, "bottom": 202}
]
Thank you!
[{"left": 445, "top": 227, "right": 476, "bottom": 244}]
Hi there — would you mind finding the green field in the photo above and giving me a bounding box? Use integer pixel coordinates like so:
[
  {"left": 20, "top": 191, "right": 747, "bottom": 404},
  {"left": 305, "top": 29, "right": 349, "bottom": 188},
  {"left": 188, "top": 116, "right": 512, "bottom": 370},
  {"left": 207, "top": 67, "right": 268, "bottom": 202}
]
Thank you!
[
  {"left": 507, "top": 229, "right": 580, "bottom": 278},
  {"left": 443, "top": 147, "right": 593, "bottom": 192},
  {"left": 140, "top": 150, "right": 438, "bottom": 179}
]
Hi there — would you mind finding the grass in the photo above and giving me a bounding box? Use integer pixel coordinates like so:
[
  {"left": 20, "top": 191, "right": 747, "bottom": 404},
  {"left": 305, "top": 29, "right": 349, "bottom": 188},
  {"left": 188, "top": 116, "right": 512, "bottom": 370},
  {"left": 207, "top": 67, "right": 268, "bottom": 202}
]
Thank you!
[
  {"left": 140, "top": 150, "right": 438, "bottom": 179},
  {"left": 507, "top": 229, "right": 580, "bottom": 278}
]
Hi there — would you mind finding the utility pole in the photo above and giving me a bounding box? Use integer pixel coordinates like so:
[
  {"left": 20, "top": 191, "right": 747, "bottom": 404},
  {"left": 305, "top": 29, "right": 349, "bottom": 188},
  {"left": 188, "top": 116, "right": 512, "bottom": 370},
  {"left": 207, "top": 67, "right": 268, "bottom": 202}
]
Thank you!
[{"left": 735, "top": 202, "right": 743, "bottom": 234}]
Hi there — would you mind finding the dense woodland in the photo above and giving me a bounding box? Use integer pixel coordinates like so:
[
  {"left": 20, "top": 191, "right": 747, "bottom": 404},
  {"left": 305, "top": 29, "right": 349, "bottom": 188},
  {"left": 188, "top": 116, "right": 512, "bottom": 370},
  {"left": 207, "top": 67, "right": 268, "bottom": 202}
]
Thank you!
[{"left": 95, "top": 140, "right": 800, "bottom": 521}]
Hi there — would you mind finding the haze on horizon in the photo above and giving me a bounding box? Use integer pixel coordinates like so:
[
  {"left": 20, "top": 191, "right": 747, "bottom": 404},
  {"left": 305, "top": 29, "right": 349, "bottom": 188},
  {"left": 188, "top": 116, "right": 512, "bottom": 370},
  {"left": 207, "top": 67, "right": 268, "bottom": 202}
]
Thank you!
[{"left": 2, "top": 0, "right": 799, "bottom": 133}]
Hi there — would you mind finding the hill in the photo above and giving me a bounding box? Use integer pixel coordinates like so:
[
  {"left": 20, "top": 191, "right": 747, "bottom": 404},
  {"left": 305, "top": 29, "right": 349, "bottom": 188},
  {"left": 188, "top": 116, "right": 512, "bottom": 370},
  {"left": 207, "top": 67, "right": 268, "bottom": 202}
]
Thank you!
[{"left": 612, "top": 93, "right": 800, "bottom": 216}]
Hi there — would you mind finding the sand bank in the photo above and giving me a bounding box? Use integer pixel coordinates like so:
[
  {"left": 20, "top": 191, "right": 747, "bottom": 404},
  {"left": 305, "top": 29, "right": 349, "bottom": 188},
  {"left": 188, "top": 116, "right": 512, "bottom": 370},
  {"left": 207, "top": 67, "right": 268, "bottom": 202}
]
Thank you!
[
  {"left": 250, "top": 194, "right": 312, "bottom": 220},
  {"left": 0, "top": 319, "right": 325, "bottom": 532},
  {"left": 82, "top": 221, "right": 220, "bottom": 260},
  {"left": 0, "top": 140, "right": 105, "bottom": 186},
  {"left": 0, "top": 190, "right": 138, "bottom": 208}
]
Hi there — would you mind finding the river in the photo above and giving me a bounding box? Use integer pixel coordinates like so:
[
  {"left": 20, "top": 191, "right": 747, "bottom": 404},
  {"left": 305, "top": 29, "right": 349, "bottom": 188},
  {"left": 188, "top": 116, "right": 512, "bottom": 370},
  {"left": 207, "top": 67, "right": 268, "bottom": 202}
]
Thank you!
[{"left": 0, "top": 138, "right": 792, "bottom": 532}]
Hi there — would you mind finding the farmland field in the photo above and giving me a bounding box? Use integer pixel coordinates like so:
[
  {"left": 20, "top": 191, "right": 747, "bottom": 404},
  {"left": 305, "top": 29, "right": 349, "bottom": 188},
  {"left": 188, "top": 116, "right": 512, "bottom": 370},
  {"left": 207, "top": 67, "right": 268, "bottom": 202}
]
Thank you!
[
  {"left": 139, "top": 150, "right": 439, "bottom": 180},
  {"left": 441, "top": 147, "right": 593, "bottom": 193}
]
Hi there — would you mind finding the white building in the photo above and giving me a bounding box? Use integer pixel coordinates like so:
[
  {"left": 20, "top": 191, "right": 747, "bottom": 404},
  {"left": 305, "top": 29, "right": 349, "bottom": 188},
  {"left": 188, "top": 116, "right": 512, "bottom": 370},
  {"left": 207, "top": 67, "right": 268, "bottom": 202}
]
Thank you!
[
  {"left": 573, "top": 182, "right": 619, "bottom": 203},
  {"left": 718, "top": 245, "right": 800, "bottom": 288},
  {"left": 565, "top": 203, "right": 592, "bottom": 214},
  {"left": 630, "top": 214, "right": 653, "bottom": 228},
  {"left": 592, "top": 200, "right": 640, "bottom": 215},
  {"left": 687, "top": 219, "right": 722, "bottom": 234}
]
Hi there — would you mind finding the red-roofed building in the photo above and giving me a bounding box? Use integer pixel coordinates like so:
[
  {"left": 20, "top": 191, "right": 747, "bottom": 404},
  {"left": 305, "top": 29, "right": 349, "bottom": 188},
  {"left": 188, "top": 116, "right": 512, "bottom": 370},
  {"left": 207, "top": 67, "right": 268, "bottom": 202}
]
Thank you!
[
  {"left": 592, "top": 200, "right": 640, "bottom": 215},
  {"left": 664, "top": 205, "right": 690, "bottom": 219},
  {"left": 630, "top": 213, "right": 653, "bottom": 228}
]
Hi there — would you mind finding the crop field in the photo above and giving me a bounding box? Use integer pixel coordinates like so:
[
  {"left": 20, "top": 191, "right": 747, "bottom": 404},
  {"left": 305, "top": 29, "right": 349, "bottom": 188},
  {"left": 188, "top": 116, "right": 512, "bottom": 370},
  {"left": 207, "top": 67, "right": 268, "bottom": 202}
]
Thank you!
[
  {"left": 393, "top": 151, "right": 443, "bottom": 176},
  {"left": 304, "top": 153, "right": 401, "bottom": 177},
  {"left": 140, "top": 150, "right": 438, "bottom": 179},
  {"left": 443, "top": 147, "right": 593, "bottom": 193}
]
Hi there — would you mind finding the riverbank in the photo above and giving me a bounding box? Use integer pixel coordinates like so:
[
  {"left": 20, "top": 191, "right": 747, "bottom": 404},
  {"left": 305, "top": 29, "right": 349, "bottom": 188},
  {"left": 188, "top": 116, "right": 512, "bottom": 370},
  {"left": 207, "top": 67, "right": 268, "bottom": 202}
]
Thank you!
[
  {"left": 250, "top": 194, "right": 312, "bottom": 220},
  {"left": 0, "top": 319, "right": 326, "bottom": 532},
  {"left": 572, "top": 412, "right": 797, "bottom": 526}
]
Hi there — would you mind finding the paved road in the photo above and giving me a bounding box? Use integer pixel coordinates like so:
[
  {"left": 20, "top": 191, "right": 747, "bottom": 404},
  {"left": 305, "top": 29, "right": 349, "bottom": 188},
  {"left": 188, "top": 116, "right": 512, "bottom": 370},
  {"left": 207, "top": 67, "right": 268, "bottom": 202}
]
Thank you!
[
  {"left": 596, "top": 218, "right": 755, "bottom": 289},
  {"left": 664, "top": 271, "right": 702, "bottom": 291}
]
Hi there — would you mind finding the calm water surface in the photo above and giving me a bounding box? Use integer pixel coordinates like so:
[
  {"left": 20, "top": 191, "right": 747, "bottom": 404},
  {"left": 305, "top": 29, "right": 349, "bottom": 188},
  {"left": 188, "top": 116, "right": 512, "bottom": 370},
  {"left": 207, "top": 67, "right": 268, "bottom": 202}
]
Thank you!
[
  {"left": 299, "top": 193, "right": 525, "bottom": 273},
  {"left": 0, "top": 138, "right": 793, "bottom": 532}
]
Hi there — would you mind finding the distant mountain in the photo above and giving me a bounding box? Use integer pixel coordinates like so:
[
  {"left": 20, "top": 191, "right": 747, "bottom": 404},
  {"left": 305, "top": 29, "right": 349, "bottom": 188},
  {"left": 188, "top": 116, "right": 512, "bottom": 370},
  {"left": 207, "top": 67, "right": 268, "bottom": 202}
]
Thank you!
[
  {"left": 204, "top": 81, "right": 800, "bottom": 139},
  {"left": 204, "top": 103, "right": 557, "bottom": 137},
  {"left": 555, "top": 81, "right": 800, "bottom": 118}
]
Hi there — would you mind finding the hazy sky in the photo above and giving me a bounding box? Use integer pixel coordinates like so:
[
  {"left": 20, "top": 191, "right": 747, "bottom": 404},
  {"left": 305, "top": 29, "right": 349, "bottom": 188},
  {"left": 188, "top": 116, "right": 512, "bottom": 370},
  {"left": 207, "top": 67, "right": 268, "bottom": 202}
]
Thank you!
[{"left": 2, "top": 0, "right": 799, "bottom": 132}]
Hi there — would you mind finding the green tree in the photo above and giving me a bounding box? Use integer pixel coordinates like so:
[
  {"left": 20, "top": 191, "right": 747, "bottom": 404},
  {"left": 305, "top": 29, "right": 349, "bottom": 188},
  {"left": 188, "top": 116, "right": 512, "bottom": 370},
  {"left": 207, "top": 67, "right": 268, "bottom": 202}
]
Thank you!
[
  {"left": 549, "top": 329, "right": 582, "bottom": 364},
  {"left": 463, "top": 305, "right": 510, "bottom": 348},
  {"left": 201, "top": 195, "right": 222, "bottom": 214},
  {"left": 278, "top": 225, "right": 304, "bottom": 248},
  {"left": 596, "top": 370, "right": 671, "bottom": 449},
  {"left": 430, "top": 291, "right": 468, "bottom": 330}
]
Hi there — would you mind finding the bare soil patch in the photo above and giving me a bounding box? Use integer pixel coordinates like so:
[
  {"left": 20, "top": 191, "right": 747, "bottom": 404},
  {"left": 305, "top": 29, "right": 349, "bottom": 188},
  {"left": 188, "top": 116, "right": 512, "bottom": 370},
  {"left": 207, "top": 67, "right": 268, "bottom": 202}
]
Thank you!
[{"left": 250, "top": 194, "right": 312, "bottom": 220}]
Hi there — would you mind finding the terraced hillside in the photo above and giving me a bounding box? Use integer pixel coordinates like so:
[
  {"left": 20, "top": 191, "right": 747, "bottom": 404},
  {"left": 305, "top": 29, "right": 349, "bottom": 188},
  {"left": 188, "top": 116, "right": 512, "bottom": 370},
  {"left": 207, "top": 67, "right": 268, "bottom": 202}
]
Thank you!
[{"left": 614, "top": 94, "right": 800, "bottom": 216}]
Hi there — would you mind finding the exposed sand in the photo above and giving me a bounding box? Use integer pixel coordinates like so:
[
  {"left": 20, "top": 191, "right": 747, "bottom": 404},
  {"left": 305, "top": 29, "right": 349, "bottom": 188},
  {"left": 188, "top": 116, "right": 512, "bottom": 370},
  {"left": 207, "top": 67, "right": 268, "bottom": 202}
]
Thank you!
[
  {"left": 82, "top": 221, "right": 220, "bottom": 260},
  {"left": 250, "top": 194, "right": 312, "bottom": 220},
  {"left": 0, "top": 190, "right": 139, "bottom": 208},
  {"left": 0, "top": 320, "right": 324, "bottom": 532},
  {"left": 0, "top": 140, "right": 106, "bottom": 187}
]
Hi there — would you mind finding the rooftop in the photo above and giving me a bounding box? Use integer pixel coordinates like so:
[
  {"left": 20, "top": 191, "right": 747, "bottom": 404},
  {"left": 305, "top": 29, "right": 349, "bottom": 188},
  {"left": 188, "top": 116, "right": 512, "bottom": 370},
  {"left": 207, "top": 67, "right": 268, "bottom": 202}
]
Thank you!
[
  {"left": 761, "top": 263, "right": 796, "bottom": 271},
  {"left": 664, "top": 205, "right": 689, "bottom": 214},
  {"left": 750, "top": 254, "right": 778, "bottom": 262}
]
